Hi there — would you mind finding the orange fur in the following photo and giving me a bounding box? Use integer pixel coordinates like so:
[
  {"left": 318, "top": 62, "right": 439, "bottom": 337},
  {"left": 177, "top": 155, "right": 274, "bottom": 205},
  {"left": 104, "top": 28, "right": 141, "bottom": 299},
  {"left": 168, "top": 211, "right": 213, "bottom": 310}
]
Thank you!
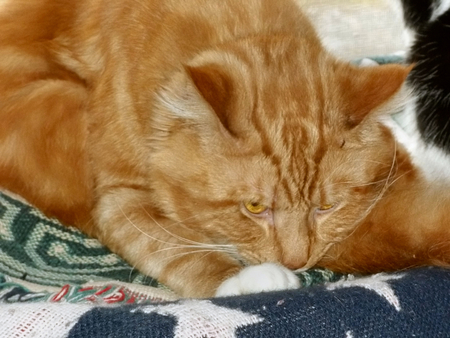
[
  {"left": 0, "top": 0, "right": 446, "bottom": 298},
  {"left": 317, "top": 155, "right": 450, "bottom": 273}
]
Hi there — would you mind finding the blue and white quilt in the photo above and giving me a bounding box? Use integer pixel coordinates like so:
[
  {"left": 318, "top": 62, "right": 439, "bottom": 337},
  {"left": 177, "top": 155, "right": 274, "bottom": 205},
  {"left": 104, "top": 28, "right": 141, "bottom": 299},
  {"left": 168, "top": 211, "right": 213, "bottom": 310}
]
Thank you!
[{"left": 1, "top": 266, "right": 449, "bottom": 337}]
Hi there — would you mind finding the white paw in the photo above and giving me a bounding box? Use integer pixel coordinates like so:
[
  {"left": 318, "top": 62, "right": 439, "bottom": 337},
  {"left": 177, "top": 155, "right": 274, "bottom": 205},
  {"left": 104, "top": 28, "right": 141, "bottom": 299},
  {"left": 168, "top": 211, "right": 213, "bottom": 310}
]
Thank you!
[
  {"left": 215, "top": 263, "right": 300, "bottom": 297},
  {"left": 359, "top": 58, "right": 379, "bottom": 67}
]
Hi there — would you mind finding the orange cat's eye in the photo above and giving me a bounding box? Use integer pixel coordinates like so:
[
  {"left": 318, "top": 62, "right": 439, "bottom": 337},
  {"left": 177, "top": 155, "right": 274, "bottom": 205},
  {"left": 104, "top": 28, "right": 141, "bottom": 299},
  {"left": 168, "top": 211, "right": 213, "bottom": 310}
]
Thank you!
[
  {"left": 244, "top": 201, "right": 268, "bottom": 214},
  {"left": 319, "top": 204, "right": 334, "bottom": 211},
  {"left": 315, "top": 203, "right": 336, "bottom": 217}
]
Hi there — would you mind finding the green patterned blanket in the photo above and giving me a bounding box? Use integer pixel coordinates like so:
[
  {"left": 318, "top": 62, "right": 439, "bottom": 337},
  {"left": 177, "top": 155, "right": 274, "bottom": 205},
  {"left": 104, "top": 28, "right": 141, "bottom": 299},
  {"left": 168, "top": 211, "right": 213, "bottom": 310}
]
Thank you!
[
  {"left": 0, "top": 191, "right": 160, "bottom": 287},
  {"left": 0, "top": 190, "right": 340, "bottom": 296}
]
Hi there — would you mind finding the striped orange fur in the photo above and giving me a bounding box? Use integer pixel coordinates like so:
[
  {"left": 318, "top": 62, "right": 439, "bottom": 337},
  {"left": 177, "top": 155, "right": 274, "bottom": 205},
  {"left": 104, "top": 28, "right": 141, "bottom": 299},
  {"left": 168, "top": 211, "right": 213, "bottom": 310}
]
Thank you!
[{"left": 1, "top": 0, "right": 447, "bottom": 297}]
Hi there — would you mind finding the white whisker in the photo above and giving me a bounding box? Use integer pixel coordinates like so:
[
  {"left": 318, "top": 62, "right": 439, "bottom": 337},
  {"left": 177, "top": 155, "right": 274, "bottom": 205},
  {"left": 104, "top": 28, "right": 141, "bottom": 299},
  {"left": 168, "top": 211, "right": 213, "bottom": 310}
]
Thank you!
[
  {"left": 339, "top": 141, "right": 403, "bottom": 243},
  {"left": 113, "top": 200, "right": 237, "bottom": 281},
  {"left": 141, "top": 247, "right": 236, "bottom": 267},
  {"left": 140, "top": 205, "right": 233, "bottom": 248},
  {"left": 116, "top": 200, "right": 184, "bottom": 247},
  {"left": 322, "top": 159, "right": 392, "bottom": 187}
]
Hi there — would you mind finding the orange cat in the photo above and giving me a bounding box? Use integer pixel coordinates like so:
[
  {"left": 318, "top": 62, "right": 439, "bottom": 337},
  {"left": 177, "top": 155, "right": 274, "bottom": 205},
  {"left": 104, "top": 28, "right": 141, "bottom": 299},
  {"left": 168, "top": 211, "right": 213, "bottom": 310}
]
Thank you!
[{"left": 0, "top": 0, "right": 445, "bottom": 298}]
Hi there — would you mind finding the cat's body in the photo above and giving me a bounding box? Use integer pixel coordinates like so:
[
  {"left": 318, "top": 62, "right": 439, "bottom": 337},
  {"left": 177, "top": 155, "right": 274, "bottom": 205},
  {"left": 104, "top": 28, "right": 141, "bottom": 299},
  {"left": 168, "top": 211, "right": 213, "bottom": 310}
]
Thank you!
[
  {"left": 0, "top": 0, "right": 448, "bottom": 298},
  {"left": 393, "top": 0, "right": 450, "bottom": 183}
]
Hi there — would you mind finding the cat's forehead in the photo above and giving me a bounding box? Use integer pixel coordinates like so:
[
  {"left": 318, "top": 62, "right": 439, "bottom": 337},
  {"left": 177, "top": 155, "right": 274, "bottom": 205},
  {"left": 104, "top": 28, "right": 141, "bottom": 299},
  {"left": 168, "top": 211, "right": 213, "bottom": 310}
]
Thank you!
[
  {"left": 236, "top": 41, "right": 344, "bottom": 128},
  {"left": 248, "top": 81, "right": 342, "bottom": 150}
]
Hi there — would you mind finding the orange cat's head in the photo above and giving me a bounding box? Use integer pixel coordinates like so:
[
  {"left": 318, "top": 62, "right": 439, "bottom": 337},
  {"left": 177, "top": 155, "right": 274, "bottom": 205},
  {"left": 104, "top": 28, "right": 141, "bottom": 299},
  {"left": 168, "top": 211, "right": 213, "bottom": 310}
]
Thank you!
[{"left": 148, "top": 35, "right": 410, "bottom": 270}]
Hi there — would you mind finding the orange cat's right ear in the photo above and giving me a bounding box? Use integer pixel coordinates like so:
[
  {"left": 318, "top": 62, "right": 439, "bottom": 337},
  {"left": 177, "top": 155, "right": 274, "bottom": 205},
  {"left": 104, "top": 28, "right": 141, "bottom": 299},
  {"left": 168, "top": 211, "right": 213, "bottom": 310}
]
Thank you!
[
  {"left": 152, "top": 63, "right": 237, "bottom": 145},
  {"left": 342, "top": 64, "right": 412, "bottom": 128},
  {"left": 185, "top": 64, "right": 235, "bottom": 133}
]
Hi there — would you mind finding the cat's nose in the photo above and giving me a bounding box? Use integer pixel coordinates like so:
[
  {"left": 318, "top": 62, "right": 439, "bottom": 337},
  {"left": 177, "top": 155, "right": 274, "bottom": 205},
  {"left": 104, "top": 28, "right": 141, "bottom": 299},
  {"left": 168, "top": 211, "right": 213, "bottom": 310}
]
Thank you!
[{"left": 282, "top": 256, "right": 307, "bottom": 270}]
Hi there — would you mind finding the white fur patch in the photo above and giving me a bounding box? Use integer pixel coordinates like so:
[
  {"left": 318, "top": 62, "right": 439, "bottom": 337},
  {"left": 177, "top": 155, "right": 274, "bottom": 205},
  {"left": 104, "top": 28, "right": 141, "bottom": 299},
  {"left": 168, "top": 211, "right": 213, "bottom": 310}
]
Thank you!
[
  {"left": 359, "top": 58, "right": 379, "bottom": 67},
  {"left": 382, "top": 99, "right": 450, "bottom": 184},
  {"left": 402, "top": 27, "right": 416, "bottom": 50},
  {"left": 431, "top": 0, "right": 450, "bottom": 21},
  {"left": 215, "top": 263, "right": 300, "bottom": 297}
]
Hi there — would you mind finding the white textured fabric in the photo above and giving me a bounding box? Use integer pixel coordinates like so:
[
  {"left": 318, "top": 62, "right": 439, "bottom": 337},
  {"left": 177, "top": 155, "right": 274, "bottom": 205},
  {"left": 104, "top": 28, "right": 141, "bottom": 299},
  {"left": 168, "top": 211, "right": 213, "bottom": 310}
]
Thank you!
[
  {"left": 0, "top": 303, "right": 94, "bottom": 338},
  {"left": 132, "top": 299, "right": 264, "bottom": 338},
  {"left": 298, "top": 0, "right": 407, "bottom": 59},
  {"left": 0, "top": 300, "right": 263, "bottom": 338},
  {"left": 327, "top": 273, "right": 405, "bottom": 311}
]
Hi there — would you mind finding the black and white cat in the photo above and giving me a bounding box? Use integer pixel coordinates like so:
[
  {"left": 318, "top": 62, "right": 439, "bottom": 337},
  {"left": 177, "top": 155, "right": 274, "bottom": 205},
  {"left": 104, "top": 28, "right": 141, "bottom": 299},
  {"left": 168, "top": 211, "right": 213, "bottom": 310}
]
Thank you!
[{"left": 391, "top": 0, "right": 450, "bottom": 182}]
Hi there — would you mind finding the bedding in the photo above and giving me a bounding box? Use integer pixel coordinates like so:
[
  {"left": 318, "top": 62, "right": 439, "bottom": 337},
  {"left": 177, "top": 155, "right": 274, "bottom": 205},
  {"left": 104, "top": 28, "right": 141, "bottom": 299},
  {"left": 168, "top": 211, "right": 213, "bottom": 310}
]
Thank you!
[
  {"left": 1, "top": 265, "right": 449, "bottom": 337},
  {"left": 1, "top": 188, "right": 449, "bottom": 338}
]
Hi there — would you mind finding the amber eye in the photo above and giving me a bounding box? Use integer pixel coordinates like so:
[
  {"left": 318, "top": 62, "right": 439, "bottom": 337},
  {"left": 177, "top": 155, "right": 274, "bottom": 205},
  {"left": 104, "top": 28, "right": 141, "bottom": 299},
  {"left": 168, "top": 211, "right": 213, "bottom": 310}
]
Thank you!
[
  {"left": 244, "top": 201, "right": 268, "bottom": 214},
  {"left": 315, "top": 203, "right": 336, "bottom": 216},
  {"left": 319, "top": 204, "right": 334, "bottom": 211}
]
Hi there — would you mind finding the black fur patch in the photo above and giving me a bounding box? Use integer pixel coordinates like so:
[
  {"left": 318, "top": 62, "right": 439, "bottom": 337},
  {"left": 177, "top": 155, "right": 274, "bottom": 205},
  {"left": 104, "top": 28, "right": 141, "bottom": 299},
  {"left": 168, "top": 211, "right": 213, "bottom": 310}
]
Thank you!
[{"left": 403, "top": 1, "right": 450, "bottom": 151}]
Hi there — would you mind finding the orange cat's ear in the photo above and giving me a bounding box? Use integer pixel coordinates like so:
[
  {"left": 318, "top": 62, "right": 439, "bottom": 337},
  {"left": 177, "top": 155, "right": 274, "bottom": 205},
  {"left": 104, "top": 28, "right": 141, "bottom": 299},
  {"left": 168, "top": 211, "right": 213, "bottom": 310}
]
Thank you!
[
  {"left": 343, "top": 64, "right": 411, "bottom": 128},
  {"left": 152, "top": 63, "right": 236, "bottom": 143},
  {"left": 184, "top": 64, "right": 234, "bottom": 132}
]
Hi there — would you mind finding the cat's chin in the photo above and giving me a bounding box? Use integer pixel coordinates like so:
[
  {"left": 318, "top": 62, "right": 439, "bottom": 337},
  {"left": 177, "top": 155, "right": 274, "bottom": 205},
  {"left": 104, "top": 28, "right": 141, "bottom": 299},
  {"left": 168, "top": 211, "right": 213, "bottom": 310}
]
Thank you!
[{"left": 214, "top": 263, "right": 300, "bottom": 297}]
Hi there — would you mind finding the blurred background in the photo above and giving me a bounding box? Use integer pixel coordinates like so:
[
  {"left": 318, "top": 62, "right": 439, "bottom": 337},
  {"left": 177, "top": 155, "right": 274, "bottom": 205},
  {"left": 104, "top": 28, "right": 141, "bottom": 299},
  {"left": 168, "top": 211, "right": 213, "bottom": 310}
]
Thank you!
[{"left": 298, "top": 0, "right": 407, "bottom": 60}]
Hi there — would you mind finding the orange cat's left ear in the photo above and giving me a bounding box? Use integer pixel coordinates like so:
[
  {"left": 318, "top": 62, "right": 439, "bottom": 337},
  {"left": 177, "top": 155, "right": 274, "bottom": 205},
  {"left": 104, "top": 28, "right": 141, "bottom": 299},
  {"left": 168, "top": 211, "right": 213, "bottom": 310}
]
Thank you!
[{"left": 343, "top": 64, "right": 412, "bottom": 127}]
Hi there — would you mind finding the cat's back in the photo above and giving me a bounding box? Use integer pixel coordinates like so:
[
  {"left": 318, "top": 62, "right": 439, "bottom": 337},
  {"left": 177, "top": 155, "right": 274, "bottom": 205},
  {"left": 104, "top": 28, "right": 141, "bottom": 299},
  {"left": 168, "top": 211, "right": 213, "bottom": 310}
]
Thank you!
[
  {"left": 0, "top": 0, "right": 318, "bottom": 229},
  {"left": 0, "top": 0, "right": 317, "bottom": 82},
  {"left": 0, "top": 0, "right": 97, "bottom": 228},
  {"left": 400, "top": 0, "right": 450, "bottom": 156},
  {"left": 120, "top": 0, "right": 318, "bottom": 66}
]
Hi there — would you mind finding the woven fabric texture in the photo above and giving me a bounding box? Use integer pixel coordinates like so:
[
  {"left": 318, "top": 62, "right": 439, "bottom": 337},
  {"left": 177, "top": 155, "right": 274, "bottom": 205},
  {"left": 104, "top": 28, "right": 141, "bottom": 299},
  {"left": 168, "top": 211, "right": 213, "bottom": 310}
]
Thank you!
[
  {"left": 0, "top": 191, "right": 159, "bottom": 287},
  {"left": 0, "top": 190, "right": 340, "bottom": 291},
  {"left": 1, "top": 267, "right": 449, "bottom": 338}
]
